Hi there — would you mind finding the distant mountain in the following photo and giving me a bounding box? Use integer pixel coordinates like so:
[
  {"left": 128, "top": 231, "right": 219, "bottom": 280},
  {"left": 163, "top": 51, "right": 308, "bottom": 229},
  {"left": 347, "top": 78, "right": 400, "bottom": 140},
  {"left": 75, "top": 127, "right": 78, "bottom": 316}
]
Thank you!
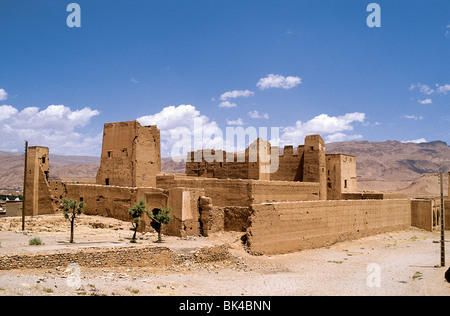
[
  {"left": 326, "top": 140, "right": 450, "bottom": 182},
  {"left": 0, "top": 139, "right": 449, "bottom": 195}
]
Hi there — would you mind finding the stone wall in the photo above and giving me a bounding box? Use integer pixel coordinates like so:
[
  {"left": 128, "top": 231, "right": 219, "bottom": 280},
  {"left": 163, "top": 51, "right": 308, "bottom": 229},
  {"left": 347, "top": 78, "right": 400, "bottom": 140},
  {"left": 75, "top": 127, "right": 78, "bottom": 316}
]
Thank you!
[{"left": 245, "top": 199, "right": 411, "bottom": 255}]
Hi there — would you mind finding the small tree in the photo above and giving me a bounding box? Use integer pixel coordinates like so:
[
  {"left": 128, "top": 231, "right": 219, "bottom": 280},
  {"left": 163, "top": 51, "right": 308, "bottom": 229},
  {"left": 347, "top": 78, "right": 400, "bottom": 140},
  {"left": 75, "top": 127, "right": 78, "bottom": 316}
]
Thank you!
[
  {"left": 129, "top": 199, "right": 147, "bottom": 243},
  {"left": 149, "top": 207, "right": 173, "bottom": 243},
  {"left": 62, "top": 198, "right": 85, "bottom": 244}
]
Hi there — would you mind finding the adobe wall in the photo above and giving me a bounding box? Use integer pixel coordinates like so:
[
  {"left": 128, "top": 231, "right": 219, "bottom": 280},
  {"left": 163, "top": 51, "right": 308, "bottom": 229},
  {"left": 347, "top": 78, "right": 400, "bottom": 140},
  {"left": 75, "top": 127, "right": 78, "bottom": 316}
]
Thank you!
[
  {"left": 96, "top": 121, "right": 161, "bottom": 188},
  {"left": 411, "top": 200, "right": 433, "bottom": 232},
  {"left": 63, "top": 183, "right": 204, "bottom": 237},
  {"left": 245, "top": 199, "right": 411, "bottom": 255},
  {"left": 303, "top": 135, "right": 327, "bottom": 200},
  {"left": 270, "top": 146, "right": 304, "bottom": 181},
  {"left": 24, "top": 147, "right": 57, "bottom": 216},
  {"left": 326, "top": 154, "right": 357, "bottom": 200},
  {"left": 156, "top": 175, "right": 320, "bottom": 207}
]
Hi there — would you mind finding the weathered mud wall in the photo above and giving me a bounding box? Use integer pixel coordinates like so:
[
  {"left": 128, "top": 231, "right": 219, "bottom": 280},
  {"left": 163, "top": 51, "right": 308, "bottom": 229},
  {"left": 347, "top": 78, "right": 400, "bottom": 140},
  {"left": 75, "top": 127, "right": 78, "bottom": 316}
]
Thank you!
[
  {"left": 157, "top": 175, "right": 320, "bottom": 207},
  {"left": 245, "top": 199, "right": 411, "bottom": 255}
]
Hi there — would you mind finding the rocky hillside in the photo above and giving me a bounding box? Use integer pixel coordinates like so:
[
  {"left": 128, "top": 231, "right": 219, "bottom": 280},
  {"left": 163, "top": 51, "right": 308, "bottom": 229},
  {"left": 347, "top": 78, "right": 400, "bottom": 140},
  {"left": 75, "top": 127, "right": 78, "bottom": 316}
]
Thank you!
[{"left": 327, "top": 140, "right": 450, "bottom": 182}]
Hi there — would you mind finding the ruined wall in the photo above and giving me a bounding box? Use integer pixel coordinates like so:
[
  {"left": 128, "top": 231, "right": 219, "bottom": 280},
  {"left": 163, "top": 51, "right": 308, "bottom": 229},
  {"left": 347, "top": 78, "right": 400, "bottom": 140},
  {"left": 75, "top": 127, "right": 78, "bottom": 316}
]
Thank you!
[
  {"left": 245, "top": 199, "right": 411, "bottom": 255},
  {"left": 24, "top": 147, "right": 57, "bottom": 216},
  {"left": 96, "top": 121, "right": 161, "bottom": 188},
  {"left": 156, "top": 175, "right": 320, "bottom": 207}
]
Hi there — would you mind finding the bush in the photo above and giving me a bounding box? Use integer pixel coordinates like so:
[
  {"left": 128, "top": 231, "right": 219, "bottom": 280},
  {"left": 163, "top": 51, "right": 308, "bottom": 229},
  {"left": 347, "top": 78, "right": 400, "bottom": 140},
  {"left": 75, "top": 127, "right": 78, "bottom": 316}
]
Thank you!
[{"left": 29, "top": 237, "right": 42, "bottom": 246}]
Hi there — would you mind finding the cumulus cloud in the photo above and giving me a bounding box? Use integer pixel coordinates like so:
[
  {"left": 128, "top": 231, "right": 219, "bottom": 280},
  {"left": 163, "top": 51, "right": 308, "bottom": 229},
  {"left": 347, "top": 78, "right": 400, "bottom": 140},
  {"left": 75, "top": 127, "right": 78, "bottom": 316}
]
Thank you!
[
  {"left": 138, "top": 105, "right": 224, "bottom": 158},
  {"left": 402, "top": 138, "right": 427, "bottom": 144},
  {"left": 220, "top": 90, "right": 255, "bottom": 101},
  {"left": 218, "top": 101, "right": 238, "bottom": 108},
  {"left": 248, "top": 110, "right": 269, "bottom": 119},
  {"left": 257, "top": 74, "right": 302, "bottom": 90},
  {"left": 418, "top": 99, "right": 432, "bottom": 105},
  {"left": 0, "top": 89, "right": 8, "bottom": 101},
  {"left": 279, "top": 112, "right": 366, "bottom": 145},
  {"left": 0, "top": 105, "right": 101, "bottom": 155}
]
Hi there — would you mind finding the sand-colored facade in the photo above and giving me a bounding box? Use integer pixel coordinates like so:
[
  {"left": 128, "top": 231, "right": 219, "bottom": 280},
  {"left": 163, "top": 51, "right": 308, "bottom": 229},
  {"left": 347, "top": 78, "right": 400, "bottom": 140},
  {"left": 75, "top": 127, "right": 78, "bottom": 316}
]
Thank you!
[{"left": 24, "top": 120, "right": 449, "bottom": 254}]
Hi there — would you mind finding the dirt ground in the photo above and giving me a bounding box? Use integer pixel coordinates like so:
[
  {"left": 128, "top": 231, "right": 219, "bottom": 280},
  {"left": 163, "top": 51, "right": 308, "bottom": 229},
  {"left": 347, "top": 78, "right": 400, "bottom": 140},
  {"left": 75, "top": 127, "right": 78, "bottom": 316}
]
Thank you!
[{"left": 0, "top": 214, "right": 449, "bottom": 296}]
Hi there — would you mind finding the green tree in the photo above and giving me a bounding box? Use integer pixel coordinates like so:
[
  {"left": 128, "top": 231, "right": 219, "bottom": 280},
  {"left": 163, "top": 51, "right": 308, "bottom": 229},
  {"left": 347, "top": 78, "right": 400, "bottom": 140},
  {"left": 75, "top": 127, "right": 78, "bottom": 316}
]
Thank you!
[
  {"left": 149, "top": 207, "right": 173, "bottom": 243},
  {"left": 62, "top": 198, "right": 85, "bottom": 244},
  {"left": 129, "top": 199, "right": 148, "bottom": 243}
]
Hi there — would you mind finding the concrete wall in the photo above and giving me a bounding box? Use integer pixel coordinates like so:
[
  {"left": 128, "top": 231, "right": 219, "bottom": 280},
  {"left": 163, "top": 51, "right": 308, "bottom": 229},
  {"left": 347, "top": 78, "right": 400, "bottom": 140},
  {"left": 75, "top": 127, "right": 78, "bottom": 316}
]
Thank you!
[{"left": 245, "top": 199, "right": 411, "bottom": 255}]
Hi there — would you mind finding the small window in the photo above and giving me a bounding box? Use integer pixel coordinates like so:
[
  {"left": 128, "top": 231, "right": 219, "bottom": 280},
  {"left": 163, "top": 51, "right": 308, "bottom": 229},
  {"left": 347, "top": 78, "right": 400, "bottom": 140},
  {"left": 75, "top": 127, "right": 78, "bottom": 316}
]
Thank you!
[
  {"left": 344, "top": 180, "right": 348, "bottom": 189},
  {"left": 42, "top": 157, "right": 46, "bottom": 164},
  {"left": 80, "top": 197, "right": 84, "bottom": 202},
  {"left": 105, "top": 178, "right": 110, "bottom": 186},
  {"left": 107, "top": 151, "right": 113, "bottom": 158}
]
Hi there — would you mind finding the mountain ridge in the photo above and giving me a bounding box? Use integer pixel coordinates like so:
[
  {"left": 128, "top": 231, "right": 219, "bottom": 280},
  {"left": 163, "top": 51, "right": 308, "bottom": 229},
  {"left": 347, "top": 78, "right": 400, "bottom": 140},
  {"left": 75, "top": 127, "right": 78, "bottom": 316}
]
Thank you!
[{"left": 0, "top": 140, "right": 449, "bottom": 195}]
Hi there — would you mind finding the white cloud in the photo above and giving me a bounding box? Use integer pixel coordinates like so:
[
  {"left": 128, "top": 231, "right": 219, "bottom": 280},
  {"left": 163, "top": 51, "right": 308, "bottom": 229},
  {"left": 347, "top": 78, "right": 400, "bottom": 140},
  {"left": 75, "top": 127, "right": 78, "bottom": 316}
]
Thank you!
[
  {"left": 402, "top": 138, "right": 427, "bottom": 144},
  {"left": 279, "top": 112, "right": 366, "bottom": 145},
  {"left": 226, "top": 118, "right": 244, "bottom": 126},
  {"left": 130, "top": 78, "right": 140, "bottom": 84},
  {"left": 436, "top": 84, "right": 450, "bottom": 94},
  {"left": 218, "top": 101, "right": 238, "bottom": 108},
  {"left": 138, "top": 105, "right": 224, "bottom": 158},
  {"left": 410, "top": 82, "right": 450, "bottom": 96},
  {"left": 257, "top": 74, "right": 302, "bottom": 90},
  {"left": 409, "top": 83, "right": 434, "bottom": 95},
  {"left": 0, "top": 105, "right": 101, "bottom": 155},
  {"left": 248, "top": 110, "right": 269, "bottom": 119},
  {"left": 418, "top": 98, "right": 432, "bottom": 105},
  {"left": 0, "top": 105, "right": 18, "bottom": 121},
  {"left": 0, "top": 89, "right": 8, "bottom": 101},
  {"left": 404, "top": 115, "right": 424, "bottom": 120},
  {"left": 220, "top": 90, "right": 254, "bottom": 101}
]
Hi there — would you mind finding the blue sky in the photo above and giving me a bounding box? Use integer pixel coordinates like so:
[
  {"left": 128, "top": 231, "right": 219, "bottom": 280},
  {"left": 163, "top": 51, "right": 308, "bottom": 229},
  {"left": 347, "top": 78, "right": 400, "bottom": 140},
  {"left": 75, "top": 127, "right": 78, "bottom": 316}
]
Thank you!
[{"left": 0, "top": 0, "right": 449, "bottom": 156}]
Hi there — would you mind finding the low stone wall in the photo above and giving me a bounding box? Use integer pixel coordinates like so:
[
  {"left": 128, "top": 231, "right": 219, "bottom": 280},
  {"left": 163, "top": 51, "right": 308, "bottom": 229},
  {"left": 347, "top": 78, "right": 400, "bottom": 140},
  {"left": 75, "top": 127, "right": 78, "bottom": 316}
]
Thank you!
[
  {"left": 0, "top": 246, "right": 175, "bottom": 271},
  {"left": 0, "top": 245, "right": 232, "bottom": 271},
  {"left": 245, "top": 199, "right": 411, "bottom": 255}
]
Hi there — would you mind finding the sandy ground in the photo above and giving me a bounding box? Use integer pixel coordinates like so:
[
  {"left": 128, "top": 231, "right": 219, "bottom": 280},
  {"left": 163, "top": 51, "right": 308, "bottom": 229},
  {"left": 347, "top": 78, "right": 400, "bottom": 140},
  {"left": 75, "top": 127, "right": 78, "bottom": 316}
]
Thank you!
[{"left": 0, "top": 214, "right": 449, "bottom": 296}]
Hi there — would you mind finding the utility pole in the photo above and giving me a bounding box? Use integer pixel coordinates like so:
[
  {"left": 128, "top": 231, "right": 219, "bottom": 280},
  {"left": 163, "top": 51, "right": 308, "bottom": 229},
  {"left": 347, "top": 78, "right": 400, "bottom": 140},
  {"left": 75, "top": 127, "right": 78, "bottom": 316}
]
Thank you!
[
  {"left": 440, "top": 172, "right": 445, "bottom": 267},
  {"left": 22, "top": 141, "right": 28, "bottom": 231}
]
